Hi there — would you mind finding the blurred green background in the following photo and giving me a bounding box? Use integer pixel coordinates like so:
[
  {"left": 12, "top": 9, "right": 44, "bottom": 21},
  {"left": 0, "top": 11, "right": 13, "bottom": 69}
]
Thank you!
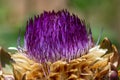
[{"left": 0, "top": 0, "right": 120, "bottom": 51}]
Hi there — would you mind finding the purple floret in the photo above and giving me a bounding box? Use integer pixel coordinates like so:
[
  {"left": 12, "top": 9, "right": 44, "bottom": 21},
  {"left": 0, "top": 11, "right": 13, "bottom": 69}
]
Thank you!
[{"left": 24, "top": 10, "right": 93, "bottom": 63}]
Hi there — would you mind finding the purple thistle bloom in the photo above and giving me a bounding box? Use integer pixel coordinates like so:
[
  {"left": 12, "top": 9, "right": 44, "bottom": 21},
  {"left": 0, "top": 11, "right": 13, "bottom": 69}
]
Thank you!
[{"left": 24, "top": 10, "right": 93, "bottom": 63}]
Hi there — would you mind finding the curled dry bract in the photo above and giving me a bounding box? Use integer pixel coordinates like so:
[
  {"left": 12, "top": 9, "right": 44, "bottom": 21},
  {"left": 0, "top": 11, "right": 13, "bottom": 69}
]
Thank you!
[{"left": 10, "top": 38, "right": 120, "bottom": 80}]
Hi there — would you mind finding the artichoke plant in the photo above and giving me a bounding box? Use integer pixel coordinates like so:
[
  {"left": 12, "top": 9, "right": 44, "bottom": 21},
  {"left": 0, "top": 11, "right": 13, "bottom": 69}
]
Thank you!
[{"left": 0, "top": 10, "right": 120, "bottom": 80}]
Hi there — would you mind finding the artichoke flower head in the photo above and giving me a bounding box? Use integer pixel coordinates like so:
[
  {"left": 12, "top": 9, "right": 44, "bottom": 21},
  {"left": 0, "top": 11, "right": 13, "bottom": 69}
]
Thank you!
[
  {"left": 24, "top": 10, "right": 93, "bottom": 63},
  {"left": 0, "top": 10, "right": 120, "bottom": 80}
]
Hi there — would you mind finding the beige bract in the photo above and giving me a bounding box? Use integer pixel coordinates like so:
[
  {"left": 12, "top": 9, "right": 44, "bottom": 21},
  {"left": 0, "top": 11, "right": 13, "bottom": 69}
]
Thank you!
[{"left": 0, "top": 38, "right": 120, "bottom": 80}]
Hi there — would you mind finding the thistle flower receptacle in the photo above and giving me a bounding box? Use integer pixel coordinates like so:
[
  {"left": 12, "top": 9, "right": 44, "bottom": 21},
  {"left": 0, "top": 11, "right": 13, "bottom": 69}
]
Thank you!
[
  {"left": 0, "top": 9, "right": 120, "bottom": 80},
  {"left": 24, "top": 10, "right": 93, "bottom": 63}
]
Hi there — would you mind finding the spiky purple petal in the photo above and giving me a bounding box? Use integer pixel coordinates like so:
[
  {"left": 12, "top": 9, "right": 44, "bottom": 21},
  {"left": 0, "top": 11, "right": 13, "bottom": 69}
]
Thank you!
[{"left": 24, "top": 10, "right": 93, "bottom": 63}]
